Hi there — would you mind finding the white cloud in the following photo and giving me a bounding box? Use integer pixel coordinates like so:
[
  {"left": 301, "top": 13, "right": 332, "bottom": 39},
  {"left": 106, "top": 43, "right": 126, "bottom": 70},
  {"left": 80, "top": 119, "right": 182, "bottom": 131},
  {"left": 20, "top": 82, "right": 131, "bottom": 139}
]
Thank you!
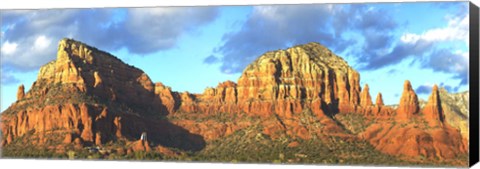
[
  {"left": 1, "top": 8, "right": 218, "bottom": 71},
  {"left": 452, "top": 50, "right": 468, "bottom": 72},
  {"left": 1, "top": 41, "right": 18, "bottom": 55},
  {"left": 395, "top": 11, "right": 469, "bottom": 85},
  {"left": 400, "top": 14, "right": 468, "bottom": 45},
  {"left": 455, "top": 49, "right": 468, "bottom": 59},
  {"left": 129, "top": 8, "right": 178, "bottom": 17},
  {"left": 33, "top": 35, "right": 51, "bottom": 50},
  {"left": 254, "top": 6, "right": 280, "bottom": 21},
  {"left": 399, "top": 33, "right": 420, "bottom": 43},
  {"left": 121, "top": 7, "right": 219, "bottom": 53},
  {"left": 252, "top": 5, "right": 334, "bottom": 27},
  {"left": 1, "top": 36, "right": 56, "bottom": 71}
]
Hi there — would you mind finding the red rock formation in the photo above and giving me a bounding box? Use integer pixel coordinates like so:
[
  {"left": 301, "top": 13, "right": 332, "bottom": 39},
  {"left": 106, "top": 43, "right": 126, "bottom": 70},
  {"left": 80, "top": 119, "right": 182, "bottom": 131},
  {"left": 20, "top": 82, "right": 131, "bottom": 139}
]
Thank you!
[
  {"left": 361, "top": 83, "right": 466, "bottom": 160},
  {"left": 63, "top": 133, "right": 73, "bottom": 144},
  {"left": 363, "top": 92, "right": 394, "bottom": 118},
  {"left": 177, "top": 43, "right": 362, "bottom": 118},
  {"left": 17, "top": 84, "right": 25, "bottom": 101},
  {"left": 0, "top": 39, "right": 468, "bottom": 163},
  {"left": 95, "top": 132, "right": 103, "bottom": 145},
  {"left": 236, "top": 43, "right": 361, "bottom": 116},
  {"left": 218, "top": 81, "right": 237, "bottom": 103},
  {"left": 131, "top": 139, "right": 151, "bottom": 152},
  {"left": 179, "top": 92, "right": 197, "bottom": 113},
  {"left": 93, "top": 71, "right": 103, "bottom": 88},
  {"left": 375, "top": 92, "right": 384, "bottom": 106},
  {"left": 356, "top": 91, "right": 393, "bottom": 117},
  {"left": 12, "top": 38, "right": 160, "bottom": 114},
  {"left": 154, "top": 82, "right": 177, "bottom": 114},
  {"left": 113, "top": 116, "right": 123, "bottom": 138},
  {"left": 1, "top": 103, "right": 150, "bottom": 146},
  {"left": 396, "top": 80, "right": 419, "bottom": 121},
  {"left": 156, "top": 145, "right": 179, "bottom": 156},
  {"left": 422, "top": 85, "right": 445, "bottom": 127},
  {"left": 0, "top": 38, "right": 196, "bottom": 149},
  {"left": 360, "top": 84, "right": 373, "bottom": 106},
  {"left": 361, "top": 123, "right": 467, "bottom": 159},
  {"left": 194, "top": 81, "right": 238, "bottom": 114}
]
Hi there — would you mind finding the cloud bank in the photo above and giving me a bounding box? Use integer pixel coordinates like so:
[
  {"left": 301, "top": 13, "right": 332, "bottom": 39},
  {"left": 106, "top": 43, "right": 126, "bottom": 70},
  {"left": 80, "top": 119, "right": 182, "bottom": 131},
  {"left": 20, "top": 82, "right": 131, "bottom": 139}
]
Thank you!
[
  {"left": 1, "top": 3, "right": 470, "bottom": 89},
  {"left": 207, "top": 3, "right": 469, "bottom": 87}
]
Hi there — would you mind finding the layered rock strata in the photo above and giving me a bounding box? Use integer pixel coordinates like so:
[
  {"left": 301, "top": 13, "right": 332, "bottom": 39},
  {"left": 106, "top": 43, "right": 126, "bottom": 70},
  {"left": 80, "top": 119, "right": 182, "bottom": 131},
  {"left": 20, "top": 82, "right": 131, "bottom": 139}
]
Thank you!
[
  {"left": 1, "top": 38, "right": 204, "bottom": 151},
  {"left": 0, "top": 39, "right": 468, "bottom": 162}
]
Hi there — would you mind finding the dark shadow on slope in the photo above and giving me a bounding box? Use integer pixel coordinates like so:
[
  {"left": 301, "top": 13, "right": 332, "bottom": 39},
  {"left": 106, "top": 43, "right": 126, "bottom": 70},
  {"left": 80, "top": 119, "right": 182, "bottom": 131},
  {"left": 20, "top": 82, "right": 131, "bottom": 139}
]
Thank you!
[
  {"left": 97, "top": 107, "right": 206, "bottom": 151},
  {"left": 323, "top": 99, "right": 340, "bottom": 117}
]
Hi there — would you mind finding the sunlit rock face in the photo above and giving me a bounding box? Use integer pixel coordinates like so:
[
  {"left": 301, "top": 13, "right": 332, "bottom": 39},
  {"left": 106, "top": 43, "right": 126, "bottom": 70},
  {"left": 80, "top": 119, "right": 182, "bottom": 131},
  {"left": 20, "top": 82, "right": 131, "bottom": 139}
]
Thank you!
[
  {"left": 0, "top": 38, "right": 199, "bottom": 149},
  {"left": 422, "top": 85, "right": 445, "bottom": 127},
  {"left": 236, "top": 42, "right": 361, "bottom": 117},
  {"left": 178, "top": 42, "right": 363, "bottom": 118},
  {"left": 396, "top": 80, "right": 420, "bottom": 121},
  {"left": 437, "top": 88, "right": 469, "bottom": 140},
  {"left": 0, "top": 39, "right": 469, "bottom": 164},
  {"left": 361, "top": 83, "right": 468, "bottom": 160}
]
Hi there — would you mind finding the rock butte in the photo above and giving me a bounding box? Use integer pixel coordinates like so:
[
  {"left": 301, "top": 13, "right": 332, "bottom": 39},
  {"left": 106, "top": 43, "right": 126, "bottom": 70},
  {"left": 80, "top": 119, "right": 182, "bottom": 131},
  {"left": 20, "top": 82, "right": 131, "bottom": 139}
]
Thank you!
[
  {"left": 0, "top": 38, "right": 468, "bottom": 161},
  {"left": 423, "top": 85, "right": 445, "bottom": 127},
  {"left": 375, "top": 92, "right": 384, "bottom": 106},
  {"left": 0, "top": 39, "right": 205, "bottom": 152},
  {"left": 396, "top": 80, "right": 420, "bottom": 121}
]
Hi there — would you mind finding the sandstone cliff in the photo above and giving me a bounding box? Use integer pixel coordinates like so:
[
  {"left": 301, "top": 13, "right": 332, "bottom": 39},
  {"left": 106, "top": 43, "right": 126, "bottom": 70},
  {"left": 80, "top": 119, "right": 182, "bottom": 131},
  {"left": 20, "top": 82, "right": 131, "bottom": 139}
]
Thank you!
[
  {"left": 1, "top": 38, "right": 204, "bottom": 151},
  {"left": 236, "top": 43, "right": 362, "bottom": 116},
  {"left": 0, "top": 39, "right": 469, "bottom": 165},
  {"left": 173, "top": 43, "right": 363, "bottom": 119}
]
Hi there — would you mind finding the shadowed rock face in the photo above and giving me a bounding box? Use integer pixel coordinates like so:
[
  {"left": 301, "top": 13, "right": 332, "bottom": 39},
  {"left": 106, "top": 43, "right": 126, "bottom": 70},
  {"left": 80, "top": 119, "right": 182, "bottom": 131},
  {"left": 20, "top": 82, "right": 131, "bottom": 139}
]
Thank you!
[{"left": 0, "top": 39, "right": 468, "bottom": 164}]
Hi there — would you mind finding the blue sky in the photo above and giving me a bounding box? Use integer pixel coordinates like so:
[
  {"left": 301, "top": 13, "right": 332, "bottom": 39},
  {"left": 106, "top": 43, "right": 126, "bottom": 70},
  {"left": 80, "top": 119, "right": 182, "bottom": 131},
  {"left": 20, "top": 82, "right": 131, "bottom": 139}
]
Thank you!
[{"left": 0, "top": 2, "right": 470, "bottom": 112}]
